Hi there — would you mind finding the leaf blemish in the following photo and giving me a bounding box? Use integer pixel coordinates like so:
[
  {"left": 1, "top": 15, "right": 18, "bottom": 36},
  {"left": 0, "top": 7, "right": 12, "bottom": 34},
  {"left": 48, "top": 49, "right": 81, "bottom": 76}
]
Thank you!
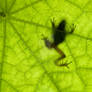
[{"left": 0, "top": 12, "right": 6, "bottom": 17}]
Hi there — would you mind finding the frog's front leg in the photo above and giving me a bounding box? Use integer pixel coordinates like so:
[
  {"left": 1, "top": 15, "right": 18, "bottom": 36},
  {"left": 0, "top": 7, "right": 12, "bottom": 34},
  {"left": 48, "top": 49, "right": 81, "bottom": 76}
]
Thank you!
[
  {"left": 68, "top": 24, "right": 76, "bottom": 34},
  {"left": 51, "top": 18, "right": 56, "bottom": 31}
]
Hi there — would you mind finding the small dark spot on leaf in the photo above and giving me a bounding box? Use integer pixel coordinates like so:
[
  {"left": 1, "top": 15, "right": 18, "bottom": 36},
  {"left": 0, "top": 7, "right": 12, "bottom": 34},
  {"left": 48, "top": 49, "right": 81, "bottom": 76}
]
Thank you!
[{"left": 0, "top": 12, "right": 6, "bottom": 17}]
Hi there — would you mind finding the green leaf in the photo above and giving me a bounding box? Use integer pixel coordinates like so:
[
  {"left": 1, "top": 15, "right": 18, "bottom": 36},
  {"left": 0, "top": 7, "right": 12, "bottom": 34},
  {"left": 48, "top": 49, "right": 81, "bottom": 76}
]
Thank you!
[{"left": 0, "top": 0, "right": 92, "bottom": 92}]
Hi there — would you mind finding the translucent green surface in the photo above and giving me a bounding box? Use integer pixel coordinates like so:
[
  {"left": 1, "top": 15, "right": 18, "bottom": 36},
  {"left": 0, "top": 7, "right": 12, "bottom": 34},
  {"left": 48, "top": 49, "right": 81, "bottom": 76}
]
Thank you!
[{"left": 0, "top": 0, "right": 92, "bottom": 92}]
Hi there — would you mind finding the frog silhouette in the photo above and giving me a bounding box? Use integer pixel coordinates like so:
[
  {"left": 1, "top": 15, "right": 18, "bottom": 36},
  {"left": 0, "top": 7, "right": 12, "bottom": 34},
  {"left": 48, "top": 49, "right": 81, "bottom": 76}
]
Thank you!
[{"left": 43, "top": 19, "right": 75, "bottom": 67}]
